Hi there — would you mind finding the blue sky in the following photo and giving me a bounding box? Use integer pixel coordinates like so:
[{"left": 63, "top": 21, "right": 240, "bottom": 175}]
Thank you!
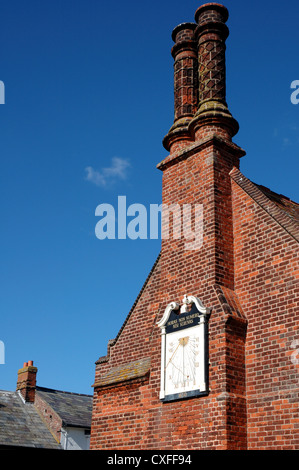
[{"left": 0, "top": 0, "right": 298, "bottom": 395}]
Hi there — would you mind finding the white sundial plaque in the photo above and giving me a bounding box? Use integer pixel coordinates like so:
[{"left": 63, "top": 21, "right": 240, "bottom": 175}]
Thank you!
[{"left": 158, "top": 296, "right": 210, "bottom": 402}]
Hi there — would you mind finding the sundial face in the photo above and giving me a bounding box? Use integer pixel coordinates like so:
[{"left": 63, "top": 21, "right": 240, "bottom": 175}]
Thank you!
[
  {"left": 159, "top": 299, "right": 210, "bottom": 402},
  {"left": 166, "top": 332, "right": 200, "bottom": 393}
]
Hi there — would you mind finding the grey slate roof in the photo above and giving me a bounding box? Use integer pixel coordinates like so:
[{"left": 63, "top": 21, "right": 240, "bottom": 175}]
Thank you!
[
  {"left": 36, "top": 386, "right": 93, "bottom": 429},
  {"left": 0, "top": 390, "right": 61, "bottom": 449}
]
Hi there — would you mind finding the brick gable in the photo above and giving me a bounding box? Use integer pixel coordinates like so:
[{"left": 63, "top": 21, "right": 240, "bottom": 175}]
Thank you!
[{"left": 90, "top": 4, "right": 298, "bottom": 450}]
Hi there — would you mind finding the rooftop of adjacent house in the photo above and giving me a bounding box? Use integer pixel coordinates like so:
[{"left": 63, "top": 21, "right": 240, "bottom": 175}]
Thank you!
[
  {"left": 0, "top": 367, "right": 93, "bottom": 449},
  {"left": 0, "top": 390, "right": 62, "bottom": 449},
  {"left": 35, "top": 386, "right": 93, "bottom": 429}
]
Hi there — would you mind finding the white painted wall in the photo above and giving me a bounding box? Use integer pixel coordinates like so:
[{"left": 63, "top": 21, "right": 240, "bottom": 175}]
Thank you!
[{"left": 60, "top": 427, "right": 90, "bottom": 450}]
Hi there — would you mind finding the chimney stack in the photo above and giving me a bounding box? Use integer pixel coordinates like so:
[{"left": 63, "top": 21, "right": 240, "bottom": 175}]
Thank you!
[
  {"left": 163, "top": 22, "right": 198, "bottom": 153},
  {"left": 163, "top": 3, "right": 239, "bottom": 153},
  {"left": 16, "top": 361, "right": 37, "bottom": 403},
  {"left": 189, "top": 2, "right": 239, "bottom": 140}
]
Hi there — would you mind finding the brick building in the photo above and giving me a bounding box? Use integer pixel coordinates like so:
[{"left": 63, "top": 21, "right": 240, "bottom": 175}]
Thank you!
[
  {"left": 0, "top": 361, "right": 92, "bottom": 449},
  {"left": 90, "top": 3, "right": 299, "bottom": 450}
]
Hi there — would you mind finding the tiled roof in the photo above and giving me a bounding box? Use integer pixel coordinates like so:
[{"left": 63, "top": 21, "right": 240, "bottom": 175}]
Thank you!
[
  {"left": 214, "top": 284, "right": 247, "bottom": 321},
  {"left": 0, "top": 390, "right": 61, "bottom": 449},
  {"left": 93, "top": 358, "right": 151, "bottom": 388},
  {"left": 230, "top": 167, "right": 299, "bottom": 242},
  {"left": 256, "top": 184, "right": 299, "bottom": 224},
  {"left": 36, "top": 387, "right": 93, "bottom": 429}
]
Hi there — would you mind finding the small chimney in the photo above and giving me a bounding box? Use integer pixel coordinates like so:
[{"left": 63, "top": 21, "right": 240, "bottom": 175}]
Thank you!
[{"left": 16, "top": 361, "right": 37, "bottom": 403}]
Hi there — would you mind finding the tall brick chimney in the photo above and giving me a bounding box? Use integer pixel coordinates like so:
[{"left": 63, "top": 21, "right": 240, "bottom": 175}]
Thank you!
[
  {"left": 189, "top": 2, "right": 239, "bottom": 141},
  {"left": 163, "top": 22, "right": 198, "bottom": 153},
  {"left": 163, "top": 2, "right": 239, "bottom": 153},
  {"left": 16, "top": 361, "right": 37, "bottom": 403},
  {"left": 158, "top": 2, "right": 246, "bottom": 299}
]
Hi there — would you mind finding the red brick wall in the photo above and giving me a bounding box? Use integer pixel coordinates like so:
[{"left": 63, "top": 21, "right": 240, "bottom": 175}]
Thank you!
[
  {"left": 232, "top": 179, "right": 299, "bottom": 450},
  {"left": 34, "top": 392, "right": 62, "bottom": 443},
  {"left": 91, "top": 301, "right": 247, "bottom": 449},
  {"left": 90, "top": 2, "right": 298, "bottom": 451},
  {"left": 90, "top": 138, "right": 249, "bottom": 450},
  {"left": 90, "top": 149, "right": 298, "bottom": 450}
]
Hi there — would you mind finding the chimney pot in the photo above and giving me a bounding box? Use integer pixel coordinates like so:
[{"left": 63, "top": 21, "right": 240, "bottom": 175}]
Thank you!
[
  {"left": 17, "top": 361, "right": 38, "bottom": 403},
  {"left": 194, "top": 3, "right": 229, "bottom": 24}
]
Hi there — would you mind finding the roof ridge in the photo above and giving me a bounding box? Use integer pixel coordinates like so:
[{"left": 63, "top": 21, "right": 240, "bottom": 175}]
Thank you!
[{"left": 36, "top": 386, "right": 92, "bottom": 398}]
